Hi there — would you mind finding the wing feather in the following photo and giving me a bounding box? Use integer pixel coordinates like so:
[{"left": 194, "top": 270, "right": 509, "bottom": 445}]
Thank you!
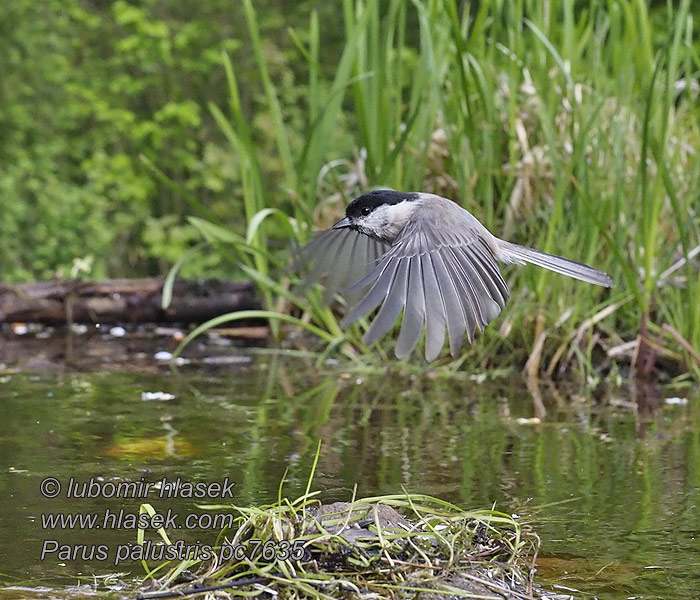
[
  {"left": 430, "top": 250, "right": 467, "bottom": 355},
  {"left": 298, "top": 229, "right": 342, "bottom": 291},
  {"left": 450, "top": 247, "right": 492, "bottom": 326},
  {"left": 452, "top": 247, "right": 502, "bottom": 323},
  {"left": 342, "top": 233, "right": 375, "bottom": 304},
  {"left": 340, "top": 256, "right": 398, "bottom": 326},
  {"left": 421, "top": 251, "right": 447, "bottom": 361},
  {"left": 371, "top": 239, "right": 385, "bottom": 265},
  {"left": 323, "top": 231, "right": 355, "bottom": 301},
  {"left": 296, "top": 228, "right": 389, "bottom": 300},
  {"left": 469, "top": 240, "right": 510, "bottom": 307},
  {"left": 440, "top": 247, "right": 480, "bottom": 344},
  {"left": 364, "top": 258, "right": 410, "bottom": 345},
  {"left": 395, "top": 255, "right": 426, "bottom": 359}
]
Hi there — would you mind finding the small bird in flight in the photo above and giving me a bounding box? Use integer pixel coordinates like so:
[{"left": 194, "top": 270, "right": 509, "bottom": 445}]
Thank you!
[{"left": 298, "top": 190, "right": 613, "bottom": 361}]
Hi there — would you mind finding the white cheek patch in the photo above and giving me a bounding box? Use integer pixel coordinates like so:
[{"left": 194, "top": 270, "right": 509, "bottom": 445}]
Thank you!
[
  {"left": 362, "top": 207, "right": 389, "bottom": 231},
  {"left": 386, "top": 201, "right": 416, "bottom": 227},
  {"left": 383, "top": 201, "right": 417, "bottom": 239}
]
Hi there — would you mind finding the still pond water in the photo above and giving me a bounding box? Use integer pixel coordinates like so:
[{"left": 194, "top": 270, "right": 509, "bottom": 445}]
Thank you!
[{"left": 0, "top": 354, "right": 698, "bottom": 599}]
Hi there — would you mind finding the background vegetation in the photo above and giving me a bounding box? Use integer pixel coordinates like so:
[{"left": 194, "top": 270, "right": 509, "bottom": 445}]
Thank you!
[
  {"left": 1, "top": 0, "right": 699, "bottom": 376},
  {"left": 0, "top": 0, "right": 339, "bottom": 279}
]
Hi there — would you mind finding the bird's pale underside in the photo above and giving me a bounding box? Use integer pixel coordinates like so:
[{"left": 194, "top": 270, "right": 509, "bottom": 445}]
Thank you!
[{"left": 298, "top": 190, "right": 613, "bottom": 361}]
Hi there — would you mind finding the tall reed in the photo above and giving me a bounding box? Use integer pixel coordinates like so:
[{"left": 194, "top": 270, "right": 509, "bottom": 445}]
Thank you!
[{"left": 178, "top": 0, "right": 700, "bottom": 378}]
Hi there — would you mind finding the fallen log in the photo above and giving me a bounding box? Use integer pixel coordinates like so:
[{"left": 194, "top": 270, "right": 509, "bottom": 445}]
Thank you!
[{"left": 0, "top": 278, "right": 260, "bottom": 324}]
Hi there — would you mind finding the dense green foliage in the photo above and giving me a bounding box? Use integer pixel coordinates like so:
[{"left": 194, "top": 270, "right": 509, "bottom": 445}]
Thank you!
[
  {"left": 2, "top": 0, "right": 699, "bottom": 375},
  {"left": 1, "top": 0, "right": 260, "bottom": 279}
]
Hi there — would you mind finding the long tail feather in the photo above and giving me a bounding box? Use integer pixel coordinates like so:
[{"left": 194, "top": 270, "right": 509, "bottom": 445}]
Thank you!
[{"left": 499, "top": 241, "right": 613, "bottom": 288}]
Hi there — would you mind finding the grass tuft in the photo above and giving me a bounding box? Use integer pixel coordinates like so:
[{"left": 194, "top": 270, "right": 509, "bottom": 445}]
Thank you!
[{"left": 137, "top": 489, "right": 542, "bottom": 600}]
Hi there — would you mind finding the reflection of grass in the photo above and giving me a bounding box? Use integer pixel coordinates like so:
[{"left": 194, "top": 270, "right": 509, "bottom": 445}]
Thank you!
[
  {"left": 138, "top": 453, "right": 541, "bottom": 599},
  {"left": 174, "top": 0, "right": 699, "bottom": 379}
]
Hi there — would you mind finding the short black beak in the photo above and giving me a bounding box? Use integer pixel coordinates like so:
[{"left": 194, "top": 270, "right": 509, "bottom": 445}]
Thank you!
[{"left": 331, "top": 217, "right": 351, "bottom": 230}]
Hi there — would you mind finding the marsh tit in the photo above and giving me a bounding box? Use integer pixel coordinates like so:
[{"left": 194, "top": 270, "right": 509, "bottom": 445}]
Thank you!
[{"left": 299, "top": 190, "right": 613, "bottom": 361}]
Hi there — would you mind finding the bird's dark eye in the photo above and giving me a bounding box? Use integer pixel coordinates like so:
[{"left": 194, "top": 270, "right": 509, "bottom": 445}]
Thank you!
[{"left": 361, "top": 206, "right": 372, "bottom": 216}]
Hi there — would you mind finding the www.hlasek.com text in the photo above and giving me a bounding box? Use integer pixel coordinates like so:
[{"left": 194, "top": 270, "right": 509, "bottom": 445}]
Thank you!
[{"left": 41, "top": 507, "right": 237, "bottom": 531}]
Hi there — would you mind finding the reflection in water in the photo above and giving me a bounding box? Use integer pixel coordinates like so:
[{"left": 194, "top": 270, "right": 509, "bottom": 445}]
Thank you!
[{"left": 0, "top": 357, "right": 698, "bottom": 598}]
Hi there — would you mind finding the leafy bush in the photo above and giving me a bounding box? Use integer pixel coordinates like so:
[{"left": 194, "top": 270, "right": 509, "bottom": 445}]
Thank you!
[{"left": 0, "top": 0, "right": 248, "bottom": 279}]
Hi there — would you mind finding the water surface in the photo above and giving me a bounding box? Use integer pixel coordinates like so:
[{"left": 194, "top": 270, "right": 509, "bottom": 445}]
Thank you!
[{"left": 0, "top": 356, "right": 698, "bottom": 599}]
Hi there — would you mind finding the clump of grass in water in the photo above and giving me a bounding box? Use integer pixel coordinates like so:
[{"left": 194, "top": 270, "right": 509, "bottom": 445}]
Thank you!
[
  {"left": 137, "top": 493, "right": 541, "bottom": 600},
  {"left": 136, "top": 454, "right": 542, "bottom": 599}
]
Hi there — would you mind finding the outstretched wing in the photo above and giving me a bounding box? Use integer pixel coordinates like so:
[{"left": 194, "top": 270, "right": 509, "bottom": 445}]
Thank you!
[
  {"left": 341, "top": 219, "right": 511, "bottom": 361},
  {"left": 295, "top": 227, "right": 390, "bottom": 303}
]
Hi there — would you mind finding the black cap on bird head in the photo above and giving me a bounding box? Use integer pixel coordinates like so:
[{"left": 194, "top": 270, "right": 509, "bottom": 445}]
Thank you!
[{"left": 345, "top": 190, "right": 419, "bottom": 219}]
